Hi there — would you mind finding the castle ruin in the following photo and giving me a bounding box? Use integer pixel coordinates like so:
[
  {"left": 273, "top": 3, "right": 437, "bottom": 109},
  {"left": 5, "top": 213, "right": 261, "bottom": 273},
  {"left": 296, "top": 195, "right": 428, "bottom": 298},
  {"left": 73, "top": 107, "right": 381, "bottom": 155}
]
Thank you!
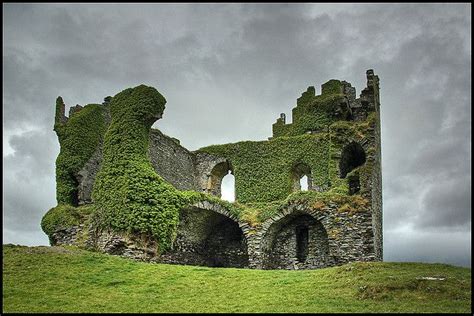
[{"left": 42, "top": 69, "right": 382, "bottom": 270}]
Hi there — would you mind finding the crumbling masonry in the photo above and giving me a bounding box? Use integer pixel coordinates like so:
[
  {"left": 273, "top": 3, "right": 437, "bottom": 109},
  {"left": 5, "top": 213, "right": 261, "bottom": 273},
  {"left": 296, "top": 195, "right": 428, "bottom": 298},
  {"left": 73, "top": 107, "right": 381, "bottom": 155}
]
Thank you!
[{"left": 42, "top": 70, "right": 382, "bottom": 270}]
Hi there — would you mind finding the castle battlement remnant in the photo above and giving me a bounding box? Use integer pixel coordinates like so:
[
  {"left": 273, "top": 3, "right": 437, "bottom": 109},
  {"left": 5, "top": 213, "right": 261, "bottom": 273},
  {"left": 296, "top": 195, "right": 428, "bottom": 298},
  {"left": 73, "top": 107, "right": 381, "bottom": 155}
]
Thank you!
[{"left": 42, "top": 70, "right": 382, "bottom": 270}]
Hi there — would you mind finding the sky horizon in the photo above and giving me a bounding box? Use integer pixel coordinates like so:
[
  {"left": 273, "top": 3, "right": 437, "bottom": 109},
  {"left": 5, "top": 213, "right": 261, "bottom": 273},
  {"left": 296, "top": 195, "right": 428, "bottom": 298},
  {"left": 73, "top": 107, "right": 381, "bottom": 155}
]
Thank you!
[{"left": 3, "top": 3, "right": 471, "bottom": 267}]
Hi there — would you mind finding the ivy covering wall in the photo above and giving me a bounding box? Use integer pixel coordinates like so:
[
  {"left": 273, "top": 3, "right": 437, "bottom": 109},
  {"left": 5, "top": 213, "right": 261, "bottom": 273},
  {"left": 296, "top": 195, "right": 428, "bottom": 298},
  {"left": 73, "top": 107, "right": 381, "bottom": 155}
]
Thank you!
[
  {"left": 90, "top": 85, "right": 195, "bottom": 253},
  {"left": 272, "top": 80, "right": 351, "bottom": 137},
  {"left": 54, "top": 99, "right": 107, "bottom": 205},
  {"left": 197, "top": 81, "right": 375, "bottom": 205},
  {"left": 198, "top": 134, "right": 331, "bottom": 203}
]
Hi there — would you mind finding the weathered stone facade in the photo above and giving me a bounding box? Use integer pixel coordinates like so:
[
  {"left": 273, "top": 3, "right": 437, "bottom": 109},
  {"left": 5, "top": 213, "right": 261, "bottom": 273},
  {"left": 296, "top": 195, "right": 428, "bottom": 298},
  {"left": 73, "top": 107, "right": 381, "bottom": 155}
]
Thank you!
[
  {"left": 48, "top": 70, "right": 382, "bottom": 270},
  {"left": 52, "top": 200, "right": 376, "bottom": 270}
]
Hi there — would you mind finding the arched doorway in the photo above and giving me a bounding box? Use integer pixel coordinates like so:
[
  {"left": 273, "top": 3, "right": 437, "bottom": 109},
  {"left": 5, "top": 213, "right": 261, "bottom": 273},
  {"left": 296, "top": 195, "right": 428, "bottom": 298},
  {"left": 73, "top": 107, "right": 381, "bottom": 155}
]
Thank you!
[
  {"left": 161, "top": 206, "right": 249, "bottom": 268},
  {"left": 261, "top": 211, "right": 329, "bottom": 269}
]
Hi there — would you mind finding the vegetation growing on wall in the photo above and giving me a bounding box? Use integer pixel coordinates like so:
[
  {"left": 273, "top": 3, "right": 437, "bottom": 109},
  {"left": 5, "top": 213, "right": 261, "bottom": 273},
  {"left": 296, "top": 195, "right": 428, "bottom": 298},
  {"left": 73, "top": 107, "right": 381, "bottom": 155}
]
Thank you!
[
  {"left": 41, "top": 204, "right": 93, "bottom": 240},
  {"left": 54, "top": 100, "right": 107, "bottom": 205},
  {"left": 91, "top": 85, "right": 193, "bottom": 253},
  {"left": 229, "top": 190, "right": 369, "bottom": 227},
  {"left": 195, "top": 79, "right": 378, "bottom": 225},
  {"left": 198, "top": 134, "right": 331, "bottom": 203},
  {"left": 272, "top": 80, "right": 349, "bottom": 137},
  {"left": 198, "top": 115, "right": 374, "bottom": 206}
]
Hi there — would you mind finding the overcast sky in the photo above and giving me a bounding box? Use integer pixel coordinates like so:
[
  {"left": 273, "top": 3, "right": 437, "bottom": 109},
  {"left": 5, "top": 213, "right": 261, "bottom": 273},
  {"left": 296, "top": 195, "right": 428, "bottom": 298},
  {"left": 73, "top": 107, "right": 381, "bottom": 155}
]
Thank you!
[{"left": 3, "top": 3, "right": 471, "bottom": 267}]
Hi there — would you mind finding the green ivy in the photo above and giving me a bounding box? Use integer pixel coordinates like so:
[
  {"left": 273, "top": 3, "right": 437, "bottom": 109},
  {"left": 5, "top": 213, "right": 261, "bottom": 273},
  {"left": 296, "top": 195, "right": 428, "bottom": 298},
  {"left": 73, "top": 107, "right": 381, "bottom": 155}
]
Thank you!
[
  {"left": 54, "top": 102, "right": 107, "bottom": 205},
  {"left": 197, "top": 118, "right": 375, "bottom": 207},
  {"left": 91, "top": 85, "right": 194, "bottom": 253},
  {"left": 198, "top": 134, "right": 332, "bottom": 203}
]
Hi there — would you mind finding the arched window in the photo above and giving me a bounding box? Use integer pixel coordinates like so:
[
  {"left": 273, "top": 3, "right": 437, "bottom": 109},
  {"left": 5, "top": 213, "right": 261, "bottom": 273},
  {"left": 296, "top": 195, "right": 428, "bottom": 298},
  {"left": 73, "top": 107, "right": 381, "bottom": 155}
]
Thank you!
[
  {"left": 221, "top": 171, "right": 235, "bottom": 202},
  {"left": 291, "top": 163, "right": 312, "bottom": 192},
  {"left": 206, "top": 161, "right": 234, "bottom": 200}
]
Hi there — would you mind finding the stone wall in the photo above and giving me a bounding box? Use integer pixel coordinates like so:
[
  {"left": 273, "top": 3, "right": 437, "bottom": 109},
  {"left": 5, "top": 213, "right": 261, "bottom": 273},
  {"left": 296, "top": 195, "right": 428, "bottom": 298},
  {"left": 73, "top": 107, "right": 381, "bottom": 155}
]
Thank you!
[
  {"left": 148, "top": 128, "right": 196, "bottom": 191},
  {"left": 369, "top": 71, "right": 383, "bottom": 261},
  {"left": 74, "top": 129, "right": 231, "bottom": 205},
  {"left": 253, "top": 203, "right": 375, "bottom": 270},
  {"left": 77, "top": 147, "right": 102, "bottom": 205},
  {"left": 193, "top": 152, "right": 230, "bottom": 196},
  {"left": 50, "top": 201, "right": 375, "bottom": 270},
  {"left": 50, "top": 225, "right": 86, "bottom": 246},
  {"left": 262, "top": 214, "right": 331, "bottom": 270}
]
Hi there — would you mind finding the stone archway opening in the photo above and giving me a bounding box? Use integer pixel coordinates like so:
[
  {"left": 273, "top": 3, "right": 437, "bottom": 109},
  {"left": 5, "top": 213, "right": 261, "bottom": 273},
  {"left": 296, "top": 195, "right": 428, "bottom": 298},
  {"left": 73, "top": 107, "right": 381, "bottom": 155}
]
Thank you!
[
  {"left": 299, "top": 175, "right": 309, "bottom": 191},
  {"left": 206, "top": 161, "right": 234, "bottom": 198},
  {"left": 161, "top": 206, "right": 249, "bottom": 268},
  {"left": 261, "top": 212, "right": 329, "bottom": 269}
]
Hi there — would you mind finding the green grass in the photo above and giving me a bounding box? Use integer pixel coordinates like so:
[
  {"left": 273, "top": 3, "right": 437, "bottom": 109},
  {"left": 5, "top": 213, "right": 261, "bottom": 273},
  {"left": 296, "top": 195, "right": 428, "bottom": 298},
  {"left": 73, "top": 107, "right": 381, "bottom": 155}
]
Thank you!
[{"left": 2, "top": 245, "right": 471, "bottom": 313}]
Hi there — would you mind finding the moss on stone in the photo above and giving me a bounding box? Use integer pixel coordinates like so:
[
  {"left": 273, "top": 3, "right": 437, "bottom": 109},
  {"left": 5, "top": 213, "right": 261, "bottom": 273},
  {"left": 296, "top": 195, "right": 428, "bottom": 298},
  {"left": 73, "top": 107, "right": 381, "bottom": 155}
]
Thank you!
[
  {"left": 41, "top": 204, "right": 93, "bottom": 239},
  {"left": 230, "top": 190, "right": 370, "bottom": 227}
]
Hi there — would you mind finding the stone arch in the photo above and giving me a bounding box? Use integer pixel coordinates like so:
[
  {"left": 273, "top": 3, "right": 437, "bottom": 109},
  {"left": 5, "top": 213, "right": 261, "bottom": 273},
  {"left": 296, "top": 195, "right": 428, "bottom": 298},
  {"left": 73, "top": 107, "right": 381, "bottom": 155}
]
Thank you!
[
  {"left": 206, "top": 160, "right": 234, "bottom": 198},
  {"left": 339, "top": 141, "right": 366, "bottom": 179},
  {"left": 291, "top": 162, "right": 313, "bottom": 192},
  {"left": 160, "top": 201, "right": 249, "bottom": 268},
  {"left": 259, "top": 205, "right": 331, "bottom": 269}
]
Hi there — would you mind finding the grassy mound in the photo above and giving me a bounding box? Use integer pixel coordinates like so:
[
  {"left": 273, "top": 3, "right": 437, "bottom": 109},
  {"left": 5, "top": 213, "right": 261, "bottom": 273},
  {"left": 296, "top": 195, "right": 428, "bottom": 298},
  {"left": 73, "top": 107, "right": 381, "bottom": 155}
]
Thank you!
[{"left": 2, "top": 245, "right": 471, "bottom": 313}]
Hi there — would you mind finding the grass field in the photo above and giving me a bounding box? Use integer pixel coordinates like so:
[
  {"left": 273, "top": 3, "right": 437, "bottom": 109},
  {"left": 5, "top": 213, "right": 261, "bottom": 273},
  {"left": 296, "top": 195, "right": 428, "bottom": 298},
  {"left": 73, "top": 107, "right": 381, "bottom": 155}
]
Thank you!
[{"left": 2, "top": 244, "right": 471, "bottom": 313}]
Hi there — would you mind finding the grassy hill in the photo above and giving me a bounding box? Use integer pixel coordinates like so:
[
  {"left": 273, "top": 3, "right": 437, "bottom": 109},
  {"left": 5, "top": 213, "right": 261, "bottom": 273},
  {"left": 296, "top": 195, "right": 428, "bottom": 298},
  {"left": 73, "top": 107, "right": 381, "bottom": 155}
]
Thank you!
[{"left": 2, "top": 244, "right": 471, "bottom": 313}]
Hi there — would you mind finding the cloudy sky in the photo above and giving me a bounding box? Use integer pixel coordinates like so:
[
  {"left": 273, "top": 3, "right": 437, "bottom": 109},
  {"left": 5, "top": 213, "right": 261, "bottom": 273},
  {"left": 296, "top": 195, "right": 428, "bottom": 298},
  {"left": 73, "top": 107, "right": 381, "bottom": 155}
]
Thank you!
[{"left": 3, "top": 3, "right": 471, "bottom": 267}]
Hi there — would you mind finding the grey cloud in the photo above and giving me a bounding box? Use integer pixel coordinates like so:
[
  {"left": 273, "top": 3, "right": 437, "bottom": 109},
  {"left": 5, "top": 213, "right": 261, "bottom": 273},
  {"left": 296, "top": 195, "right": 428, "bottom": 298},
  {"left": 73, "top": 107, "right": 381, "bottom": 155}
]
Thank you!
[
  {"left": 4, "top": 130, "right": 58, "bottom": 233},
  {"left": 408, "top": 131, "right": 470, "bottom": 179},
  {"left": 382, "top": 176, "right": 421, "bottom": 229},
  {"left": 384, "top": 227, "right": 471, "bottom": 267},
  {"left": 3, "top": 50, "right": 56, "bottom": 131},
  {"left": 417, "top": 176, "right": 471, "bottom": 230},
  {"left": 3, "top": 228, "right": 49, "bottom": 247},
  {"left": 6, "top": 130, "right": 58, "bottom": 178}
]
